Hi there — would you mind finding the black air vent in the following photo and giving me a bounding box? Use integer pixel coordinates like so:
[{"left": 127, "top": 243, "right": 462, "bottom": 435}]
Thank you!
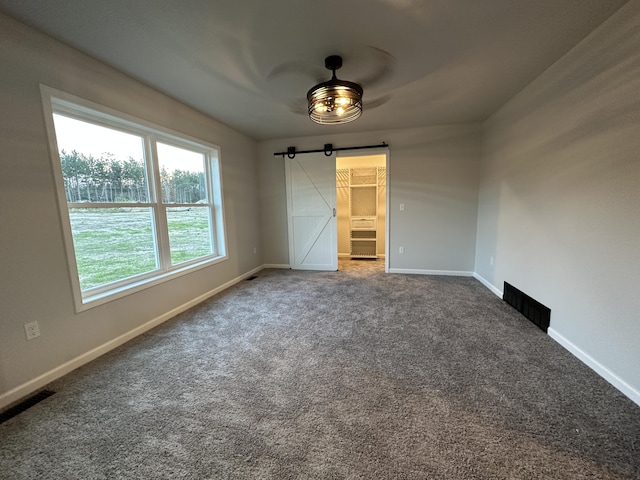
[
  {"left": 503, "top": 282, "right": 551, "bottom": 333},
  {"left": 0, "top": 390, "right": 55, "bottom": 424}
]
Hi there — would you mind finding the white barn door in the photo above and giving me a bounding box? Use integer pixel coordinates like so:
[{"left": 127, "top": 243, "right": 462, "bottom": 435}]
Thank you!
[{"left": 285, "top": 152, "right": 337, "bottom": 271}]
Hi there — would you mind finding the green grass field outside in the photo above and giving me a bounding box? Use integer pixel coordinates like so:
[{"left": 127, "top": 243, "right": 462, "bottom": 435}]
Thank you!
[{"left": 69, "top": 208, "right": 212, "bottom": 290}]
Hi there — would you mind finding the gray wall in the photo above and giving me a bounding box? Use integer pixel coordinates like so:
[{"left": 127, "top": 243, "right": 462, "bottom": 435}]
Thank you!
[
  {"left": 475, "top": 1, "right": 640, "bottom": 401},
  {"left": 258, "top": 125, "right": 482, "bottom": 273},
  {"left": 0, "top": 14, "right": 261, "bottom": 407}
]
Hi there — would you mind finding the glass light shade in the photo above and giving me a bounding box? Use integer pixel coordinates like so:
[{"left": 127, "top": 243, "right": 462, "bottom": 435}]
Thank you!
[{"left": 307, "top": 79, "right": 363, "bottom": 125}]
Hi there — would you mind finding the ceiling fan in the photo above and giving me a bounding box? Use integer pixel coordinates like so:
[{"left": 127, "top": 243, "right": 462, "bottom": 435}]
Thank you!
[
  {"left": 307, "top": 55, "right": 363, "bottom": 124},
  {"left": 268, "top": 48, "right": 395, "bottom": 125}
]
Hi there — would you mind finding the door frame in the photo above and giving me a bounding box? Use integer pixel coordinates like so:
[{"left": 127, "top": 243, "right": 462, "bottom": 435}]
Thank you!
[{"left": 334, "top": 148, "right": 390, "bottom": 273}]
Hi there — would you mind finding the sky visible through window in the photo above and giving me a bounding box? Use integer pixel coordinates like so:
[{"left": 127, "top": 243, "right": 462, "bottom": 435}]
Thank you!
[
  {"left": 157, "top": 142, "right": 204, "bottom": 174},
  {"left": 53, "top": 114, "right": 203, "bottom": 173}
]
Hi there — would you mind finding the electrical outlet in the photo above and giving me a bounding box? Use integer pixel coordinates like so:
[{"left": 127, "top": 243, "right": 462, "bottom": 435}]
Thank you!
[
  {"left": 399, "top": 246, "right": 405, "bottom": 254},
  {"left": 400, "top": 203, "right": 405, "bottom": 211},
  {"left": 24, "top": 321, "right": 40, "bottom": 340},
  {"left": 253, "top": 246, "right": 257, "bottom": 255},
  {"left": 490, "top": 256, "right": 494, "bottom": 266}
]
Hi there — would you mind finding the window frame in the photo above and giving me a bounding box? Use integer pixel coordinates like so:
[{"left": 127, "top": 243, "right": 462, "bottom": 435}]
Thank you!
[{"left": 41, "top": 85, "right": 227, "bottom": 312}]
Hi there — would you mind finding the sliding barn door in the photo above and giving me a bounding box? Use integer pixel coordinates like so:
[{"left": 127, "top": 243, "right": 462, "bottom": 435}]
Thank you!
[{"left": 285, "top": 152, "right": 337, "bottom": 271}]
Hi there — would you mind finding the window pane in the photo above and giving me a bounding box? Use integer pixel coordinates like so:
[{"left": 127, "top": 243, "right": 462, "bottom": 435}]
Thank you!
[
  {"left": 166, "top": 207, "right": 213, "bottom": 264},
  {"left": 157, "top": 142, "right": 207, "bottom": 204},
  {"left": 46, "top": 92, "right": 226, "bottom": 307},
  {"left": 69, "top": 208, "right": 158, "bottom": 290},
  {"left": 53, "top": 114, "right": 148, "bottom": 203}
]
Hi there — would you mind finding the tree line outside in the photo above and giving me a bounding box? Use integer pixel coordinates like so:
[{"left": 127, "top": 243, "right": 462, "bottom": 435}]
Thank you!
[{"left": 60, "top": 149, "right": 206, "bottom": 204}]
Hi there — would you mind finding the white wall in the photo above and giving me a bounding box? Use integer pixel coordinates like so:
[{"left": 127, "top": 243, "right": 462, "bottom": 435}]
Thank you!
[
  {"left": 258, "top": 125, "right": 482, "bottom": 273},
  {"left": 475, "top": 1, "right": 640, "bottom": 403},
  {"left": 0, "top": 14, "right": 261, "bottom": 407}
]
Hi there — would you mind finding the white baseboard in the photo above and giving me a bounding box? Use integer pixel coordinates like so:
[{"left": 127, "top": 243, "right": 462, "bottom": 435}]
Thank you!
[
  {"left": 0, "top": 266, "right": 264, "bottom": 410},
  {"left": 548, "top": 328, "right": 640, "bottom": 408},
  {"left": 473, "top": 273, "right": 503, "bottom": 298},
  {"left": 6, "top": 265, "right": 638, "bottom": 413},
  {"left": 262, "top": 263, "right": 290, "bottom": 269},
  {"left": 388, "top": 268, "right": 474, "bottom": 277},
  {"left": 473, "top": 273, "right": 640, "bottom": 407}
]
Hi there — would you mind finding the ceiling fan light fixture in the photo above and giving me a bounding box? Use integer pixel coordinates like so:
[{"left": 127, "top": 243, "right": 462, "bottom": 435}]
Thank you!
[{"left": 307, "top": 56, "right": 363, "bottom": 125}]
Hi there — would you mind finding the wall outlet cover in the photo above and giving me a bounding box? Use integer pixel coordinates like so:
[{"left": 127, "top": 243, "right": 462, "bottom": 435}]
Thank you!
[{"left": 24, "top": 321, "right": 40, "bottom": 340}]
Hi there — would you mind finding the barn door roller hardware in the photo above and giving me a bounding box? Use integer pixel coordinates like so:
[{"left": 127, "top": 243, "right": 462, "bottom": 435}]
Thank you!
[{"left": 274, "top": 142, "right": 388, "bottom": 159}]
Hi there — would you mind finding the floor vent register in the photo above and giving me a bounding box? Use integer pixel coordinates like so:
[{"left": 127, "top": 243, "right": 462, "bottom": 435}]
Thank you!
[{"left": 503, "top": 282, "right": 551, "bottom": 333}]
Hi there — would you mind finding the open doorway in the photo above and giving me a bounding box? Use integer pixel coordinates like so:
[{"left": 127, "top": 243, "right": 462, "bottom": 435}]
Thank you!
[{"left": 336, "top": 154, "right": 387, "bottom": 272}]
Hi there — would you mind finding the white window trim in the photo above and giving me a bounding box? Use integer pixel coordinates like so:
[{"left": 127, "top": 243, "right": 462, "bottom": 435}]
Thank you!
[{"left": 40, "top": 85, "right": 228, "bottom": 312}]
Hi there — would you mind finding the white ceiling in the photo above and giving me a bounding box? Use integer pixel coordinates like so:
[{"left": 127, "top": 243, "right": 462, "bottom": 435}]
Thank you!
[{"left": 0, "top": 0, "right": 627, "bottom": 140}]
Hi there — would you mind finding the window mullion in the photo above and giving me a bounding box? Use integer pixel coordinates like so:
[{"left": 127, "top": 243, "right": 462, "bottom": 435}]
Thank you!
[
  {"left": 205, "top": 153, "right": 218, "bottom": 254},
  {"left": 210, "top": 152, "right": 225, "bottom": 257},
  {"left": 147, "top": 136, "right": 171, "bottom": 271}
]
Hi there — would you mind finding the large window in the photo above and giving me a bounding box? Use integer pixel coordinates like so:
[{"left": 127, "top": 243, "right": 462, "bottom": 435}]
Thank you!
[{"left": 42, "top": 87, "right": 226, "bottom": 310}]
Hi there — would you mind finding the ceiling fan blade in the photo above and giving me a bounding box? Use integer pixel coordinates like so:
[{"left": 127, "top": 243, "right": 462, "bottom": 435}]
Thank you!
[
  {"left": 288, "top": 99, "right": 308, "bottom": 116},
  {"left": 355, "top": 47, "right": 396, "bottom": 88},
  {"left": 268, "top": 61, "right": 326, "bottom": 83},
  {"left": 363, "top": 94, "right": 392, "bottom": 110}
]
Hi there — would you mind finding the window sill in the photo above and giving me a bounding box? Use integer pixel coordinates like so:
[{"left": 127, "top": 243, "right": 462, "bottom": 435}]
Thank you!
[{"left": 76, "top": 254, "right": 228, "bottom": 312}]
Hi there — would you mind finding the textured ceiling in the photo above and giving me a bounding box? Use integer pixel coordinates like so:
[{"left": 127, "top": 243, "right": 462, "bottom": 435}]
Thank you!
[{"left": 0, "top": 0, "right": 627, "bottom": 140}]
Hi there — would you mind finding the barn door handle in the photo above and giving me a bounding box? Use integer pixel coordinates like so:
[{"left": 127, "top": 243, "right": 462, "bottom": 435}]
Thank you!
[{"left": 333, "top": 208, "right": 336, "bottom": 217}]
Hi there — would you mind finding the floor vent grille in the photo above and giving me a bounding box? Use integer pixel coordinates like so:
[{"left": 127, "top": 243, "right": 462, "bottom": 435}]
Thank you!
[
  {"left": 245, "top": 275, "right": 258, "bottom": 281},
  {"left": 503, "top": 282, "right": 551, "bottom": 333},
  {"left": 0, "top": 390, "right": 55, "bottom": 425}
]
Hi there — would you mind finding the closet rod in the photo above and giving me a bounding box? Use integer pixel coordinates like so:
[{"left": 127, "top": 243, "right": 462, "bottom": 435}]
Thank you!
[{"left": 274, "top": 142, "right": 388, "bottom": 159}]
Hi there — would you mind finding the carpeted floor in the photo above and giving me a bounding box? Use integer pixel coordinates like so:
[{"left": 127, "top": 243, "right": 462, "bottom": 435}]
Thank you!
[{"left": 1, "top": 260, "right": 639, "bottom": 479}]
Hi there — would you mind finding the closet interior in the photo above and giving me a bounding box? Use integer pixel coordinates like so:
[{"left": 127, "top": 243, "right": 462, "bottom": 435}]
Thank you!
[{"left": 336, "top": 155, "right": 386, "bottom": 259}]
